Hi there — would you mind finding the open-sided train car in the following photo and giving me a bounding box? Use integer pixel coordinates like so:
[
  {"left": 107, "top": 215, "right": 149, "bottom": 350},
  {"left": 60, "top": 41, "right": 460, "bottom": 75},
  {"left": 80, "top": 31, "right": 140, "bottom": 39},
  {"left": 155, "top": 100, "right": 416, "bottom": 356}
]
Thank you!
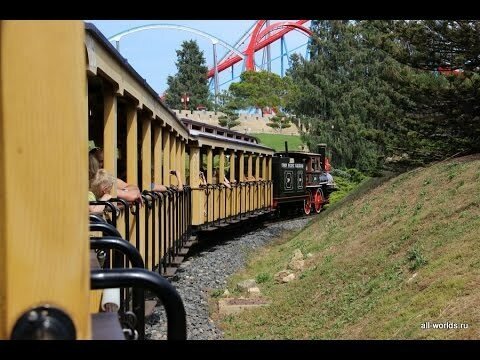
[{"left": 272, "top": 143, "right": 337, "bottom": 215}]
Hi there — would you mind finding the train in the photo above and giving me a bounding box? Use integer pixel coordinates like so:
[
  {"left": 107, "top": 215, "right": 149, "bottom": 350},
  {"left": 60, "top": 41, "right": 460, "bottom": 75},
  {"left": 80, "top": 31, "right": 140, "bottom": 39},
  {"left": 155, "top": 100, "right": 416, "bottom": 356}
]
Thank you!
[
  {"left": 272, "top": 143, "right": 337, "bottom": 215},
  {"left": 0, "top": 21, "right": 335, "bottom": 340}
]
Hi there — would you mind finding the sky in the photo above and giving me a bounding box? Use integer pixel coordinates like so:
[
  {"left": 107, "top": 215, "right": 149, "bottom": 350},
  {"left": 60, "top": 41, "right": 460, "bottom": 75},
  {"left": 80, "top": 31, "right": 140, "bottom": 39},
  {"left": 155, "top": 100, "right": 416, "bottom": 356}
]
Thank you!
[{"left": 88, "top": 20, "right": 311, "bottom": 96}]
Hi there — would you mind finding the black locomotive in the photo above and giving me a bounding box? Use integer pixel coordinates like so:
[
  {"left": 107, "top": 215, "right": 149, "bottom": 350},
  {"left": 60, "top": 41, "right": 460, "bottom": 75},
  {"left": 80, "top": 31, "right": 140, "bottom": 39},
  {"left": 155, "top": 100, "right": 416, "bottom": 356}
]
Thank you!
[{"left": 272, "top": 143, "right": 337, "bottom": 215}]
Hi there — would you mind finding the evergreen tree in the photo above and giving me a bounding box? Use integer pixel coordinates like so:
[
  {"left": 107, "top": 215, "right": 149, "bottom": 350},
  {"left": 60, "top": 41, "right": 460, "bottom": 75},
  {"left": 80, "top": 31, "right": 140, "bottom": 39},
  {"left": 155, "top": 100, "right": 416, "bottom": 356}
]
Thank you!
[
  {"left": 165, "top": 40, "right": 212, "bottom": 111},
  {"left": 217, "top": 90, "right": 241, "bottom": 129},
  {"left": 371, "top": 20, "right": 480, "bottom": 161},
  {"left": 287, "top": 20, "right": 480, "bottom": 172},
  {"left": 267, "top": 113, "right": 292, "bottom": 132},
  {"left": 287, "top": 20, "right": 404, "bottom": 172}
]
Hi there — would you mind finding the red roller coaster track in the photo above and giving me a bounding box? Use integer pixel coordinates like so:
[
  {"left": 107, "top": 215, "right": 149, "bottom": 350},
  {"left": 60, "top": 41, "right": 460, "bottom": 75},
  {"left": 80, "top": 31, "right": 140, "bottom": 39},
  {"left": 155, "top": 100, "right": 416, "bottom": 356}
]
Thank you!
[{"left": 207, "top": 20, "right": 312, "bottom": 79}]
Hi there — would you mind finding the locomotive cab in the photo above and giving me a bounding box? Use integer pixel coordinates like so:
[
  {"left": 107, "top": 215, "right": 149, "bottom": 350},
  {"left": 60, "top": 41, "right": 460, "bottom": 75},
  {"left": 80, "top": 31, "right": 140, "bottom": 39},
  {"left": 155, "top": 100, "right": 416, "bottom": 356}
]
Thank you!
[{"left": 272, "top": 155, "right": 307, "bottom": 208}]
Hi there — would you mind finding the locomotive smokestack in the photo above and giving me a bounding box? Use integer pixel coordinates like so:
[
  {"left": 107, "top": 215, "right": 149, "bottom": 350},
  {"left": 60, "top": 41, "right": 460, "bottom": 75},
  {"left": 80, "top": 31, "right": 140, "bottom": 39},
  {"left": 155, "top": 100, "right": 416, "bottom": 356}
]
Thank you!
[
  {"left": 284, "top": 141, "right": 289, "bottom": 156},
  {"left": 317, "top": 143, "right": 326, "bottom": 170},
  {"left": 317, "top": 143, "right": 326, "bottom": 156}
]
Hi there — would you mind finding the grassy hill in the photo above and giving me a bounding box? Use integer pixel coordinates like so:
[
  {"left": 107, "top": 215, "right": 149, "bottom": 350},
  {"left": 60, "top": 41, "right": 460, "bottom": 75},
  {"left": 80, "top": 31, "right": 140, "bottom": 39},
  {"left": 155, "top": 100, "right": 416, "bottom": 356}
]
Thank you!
[
  {"left": 252, "top": 133, "right": 305, "bottom": 152},
  {"left": 216, "top": 155, "right": 480, "bottom": 339}
]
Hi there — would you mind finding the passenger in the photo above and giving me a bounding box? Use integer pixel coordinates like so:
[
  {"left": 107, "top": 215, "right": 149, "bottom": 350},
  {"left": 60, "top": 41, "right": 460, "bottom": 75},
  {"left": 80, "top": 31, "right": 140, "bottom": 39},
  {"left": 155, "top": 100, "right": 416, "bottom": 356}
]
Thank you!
[
  {"left": 225, "top": 169, "right": 237, "bottom": 186},
  {"left": 326, "top": 172, "right": 334, "bottom": 185},
  {"left": 88, "top": 169, "right": 115, "bottom": 213},
  {"left": 199, "top": 168, "right": 207, "bottom": 186},
  {"left": 213, "top": 168, "right": 232, "bottom": 189},
  {"left": 151, "top": 169, "right": 184, "bottom": 192},
  {"left": 89, "top": 146, "right": 143, "bottom": 205},
  {"left": 324, "top": 157, "right": 332, "bottom": 172}
]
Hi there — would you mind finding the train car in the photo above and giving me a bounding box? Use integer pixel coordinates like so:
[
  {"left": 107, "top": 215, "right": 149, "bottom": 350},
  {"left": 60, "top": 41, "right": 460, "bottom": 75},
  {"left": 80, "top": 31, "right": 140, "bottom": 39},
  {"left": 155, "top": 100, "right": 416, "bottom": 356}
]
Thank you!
[
  {"left": 272, "top": 143, "right": 337, "bottom": 215},
  {"left": 1, "top": 20, "right": 338, "bottom": 341},
  {"left": 0, "top": 21, "right": 276, "bottom": 340}
]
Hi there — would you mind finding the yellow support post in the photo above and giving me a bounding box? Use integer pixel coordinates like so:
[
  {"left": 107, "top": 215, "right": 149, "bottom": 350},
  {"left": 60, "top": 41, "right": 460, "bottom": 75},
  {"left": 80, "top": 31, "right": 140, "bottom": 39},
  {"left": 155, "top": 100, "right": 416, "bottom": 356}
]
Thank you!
[
  {"left": 141, "top": 117, "right": 152, "bottom": 191},
  {"left": 170, "top": 133, "right": 177, "bottom": 244},
  {"left": 229, "top": 150, "right": 235, "bottom": 217},
  {"left": 153, "top": 124, "right": 162, "bottom": 266},
  {"left": 206, "top": 147, "right": 213, "bottom": 222},
  {"left": 255, "top": 154, "right": 260, "bottom": 210},
  {"left": 268, "top": 156, "right": 272, "bottom": 206},
  {"left": 162, "top": 127, "right": 170, "bottom": 257},
  {"left": 126, "top": 103, "right": 138, "bottom": 244},
  {"left": 176, "top": 137, "right": 181, "bottom": 177},
  {"left": 262, "top": 156, "right": 267, "bottom": 208},
  {"left": 189, "top": 146, "right": 203, "bottom": 225},
  {"left": 141, "top": 116, "right": 152, "bottom": 269},
  {"left": 181, "top": 141, "right": 186, "bottom": 183},
  {"left": 247, "top": 153, "right": 253, "bottom": 212},
  {"left": 170, "top": 132, "right": 177, "bottom": 186},
  {"left": 239, "top": 151, "right": 244, "bottom": 216},
  {"left": 103, "top": 85, "right": 117, "bottom": 194},
  {"left": 0, "top": 20, "right": 90, "bottom": 339},
  {"left": 219, "top": 149, "right": 225, "bottom": 219},
  {"left": 162, "top": 127, "right": 170, "bottom": 186}
]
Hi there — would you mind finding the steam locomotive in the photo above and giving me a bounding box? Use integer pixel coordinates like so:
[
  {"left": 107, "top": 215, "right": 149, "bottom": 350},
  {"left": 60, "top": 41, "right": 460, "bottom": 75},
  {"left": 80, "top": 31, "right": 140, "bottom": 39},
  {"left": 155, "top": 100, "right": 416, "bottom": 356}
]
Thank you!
[{"left": 272, "top": 143, "right": 337, "bottom": 215}]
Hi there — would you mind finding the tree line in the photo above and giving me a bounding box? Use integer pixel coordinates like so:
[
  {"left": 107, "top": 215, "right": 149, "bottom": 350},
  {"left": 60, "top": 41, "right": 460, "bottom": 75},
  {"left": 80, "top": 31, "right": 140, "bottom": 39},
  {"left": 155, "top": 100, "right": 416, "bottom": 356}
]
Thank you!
[{"left": 165, "top": 21, "right": 480, "bottom": 174}]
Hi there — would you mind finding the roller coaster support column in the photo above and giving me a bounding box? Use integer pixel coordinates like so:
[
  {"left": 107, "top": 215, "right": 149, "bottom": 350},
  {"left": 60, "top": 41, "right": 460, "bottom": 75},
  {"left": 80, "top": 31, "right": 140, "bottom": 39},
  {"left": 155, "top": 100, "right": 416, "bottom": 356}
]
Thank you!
[
  {"left": 266, "top": 20, "right": 271, "bottom": 72},
  {"left": 212, "top": 41, "right": 219, "bottom": 110}
]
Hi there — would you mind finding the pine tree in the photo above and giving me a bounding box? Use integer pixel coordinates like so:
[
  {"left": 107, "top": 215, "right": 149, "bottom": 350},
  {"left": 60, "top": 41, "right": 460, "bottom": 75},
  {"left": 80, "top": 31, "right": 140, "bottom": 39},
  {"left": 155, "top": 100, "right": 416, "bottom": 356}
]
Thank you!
[
  {"left": 217, "top": 90, "right": 241, "bottom": 129},
  {"left": 165, "top": 40, "right": 212, "bottom": 111},
  {"left": 267, "top": 113, "right": 292, "bottom": 132},
  {"left": 287, "top": 20, "right": 404, "bottom": 172},
  {"left": 218, "top": 110, "right": 241, "bottom": 129},
  {"left": 373, "top": 20, "right": 480, "bottom": 161}
]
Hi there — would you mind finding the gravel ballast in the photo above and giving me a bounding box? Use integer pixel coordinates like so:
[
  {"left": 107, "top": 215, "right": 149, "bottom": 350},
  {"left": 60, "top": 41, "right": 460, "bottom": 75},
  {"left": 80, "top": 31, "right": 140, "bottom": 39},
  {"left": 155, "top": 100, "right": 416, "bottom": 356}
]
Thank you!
[{"left": 145, "top": 217, "right": 311, "bottom": 340}]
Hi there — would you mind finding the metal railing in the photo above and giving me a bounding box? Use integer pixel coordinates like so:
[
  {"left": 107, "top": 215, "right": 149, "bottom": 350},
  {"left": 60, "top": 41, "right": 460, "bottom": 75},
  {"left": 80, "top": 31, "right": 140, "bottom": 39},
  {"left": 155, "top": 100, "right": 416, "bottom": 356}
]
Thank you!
[{"left": 91, "top": 268, "right": 186, "bottom": 340}]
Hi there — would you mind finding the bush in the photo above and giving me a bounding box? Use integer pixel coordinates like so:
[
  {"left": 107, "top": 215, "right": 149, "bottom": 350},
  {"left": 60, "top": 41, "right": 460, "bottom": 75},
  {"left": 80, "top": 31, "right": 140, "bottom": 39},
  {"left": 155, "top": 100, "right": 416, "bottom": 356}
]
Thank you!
[
  {"left": 256, "top": 273, "right": 271, "bottom": 284},
  {"left": 331, "top": 168, "right": 351, "bottom": 179},
  {"left": 346, "top": 168, "right": 366, "bottom": 184}
]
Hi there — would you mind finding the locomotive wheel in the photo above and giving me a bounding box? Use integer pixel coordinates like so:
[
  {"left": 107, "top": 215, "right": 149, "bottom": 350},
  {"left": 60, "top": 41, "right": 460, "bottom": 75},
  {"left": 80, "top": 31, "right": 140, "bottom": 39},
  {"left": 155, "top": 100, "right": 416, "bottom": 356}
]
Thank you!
[
  {"left": 314, "top": 188, "right": 324, "bottom": 214},
  {"left": 303, "top": 191, "right": 312, "bottom": 215}
]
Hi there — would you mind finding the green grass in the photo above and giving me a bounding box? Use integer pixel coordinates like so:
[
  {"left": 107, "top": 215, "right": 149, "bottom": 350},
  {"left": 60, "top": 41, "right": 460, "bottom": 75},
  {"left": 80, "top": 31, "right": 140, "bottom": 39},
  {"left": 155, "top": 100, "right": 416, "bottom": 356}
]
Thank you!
[
  {"left": 214, "top": 156, "right": 480, "bottom": 339},
  {"left": 252, "top": 133, "right": 305, "bottom": 152}
]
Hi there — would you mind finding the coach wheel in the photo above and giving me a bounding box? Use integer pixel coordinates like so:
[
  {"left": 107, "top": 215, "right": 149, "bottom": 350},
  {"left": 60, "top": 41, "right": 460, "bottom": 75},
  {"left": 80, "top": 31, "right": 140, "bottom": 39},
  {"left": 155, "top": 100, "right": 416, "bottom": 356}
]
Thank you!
[
  {"left": 314, "top": 188, "right": 324, "bottom": 214},
  {"left": 303, "top": 191, "right": 312, "bottom": 215}
]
